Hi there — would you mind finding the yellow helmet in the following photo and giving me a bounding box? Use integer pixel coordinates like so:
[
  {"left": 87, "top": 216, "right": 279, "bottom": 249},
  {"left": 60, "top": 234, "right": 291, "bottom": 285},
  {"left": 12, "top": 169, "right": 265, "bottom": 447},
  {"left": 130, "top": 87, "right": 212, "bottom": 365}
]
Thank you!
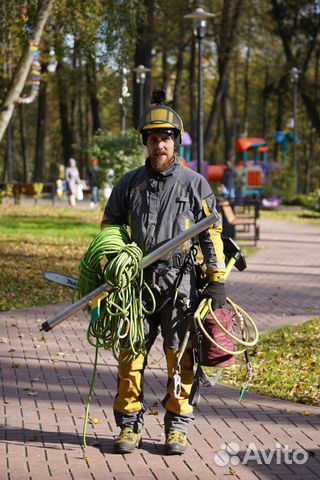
[{"left": 138, "top": 105, "right": 184, "bottom": 145}]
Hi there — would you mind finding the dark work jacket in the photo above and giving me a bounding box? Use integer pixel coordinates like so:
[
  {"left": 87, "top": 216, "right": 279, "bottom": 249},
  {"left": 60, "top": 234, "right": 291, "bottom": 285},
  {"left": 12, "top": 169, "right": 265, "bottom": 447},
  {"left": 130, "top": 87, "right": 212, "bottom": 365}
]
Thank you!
[{"left": 102, "top": 157, "right": 225, "bottom": 294}]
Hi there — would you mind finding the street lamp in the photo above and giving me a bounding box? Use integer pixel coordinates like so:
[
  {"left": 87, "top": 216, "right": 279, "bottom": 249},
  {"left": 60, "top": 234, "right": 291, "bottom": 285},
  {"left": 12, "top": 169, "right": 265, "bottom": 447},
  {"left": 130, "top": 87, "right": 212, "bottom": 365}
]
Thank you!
[
  {"left": 184, "top": 7, "right": 215, "bottom": 176},
  {"left": 133, "top": 64, "right": 151, "bottom": 120},
  {"left": 289, "top": 67, "right": 301, "bottom": 195}
]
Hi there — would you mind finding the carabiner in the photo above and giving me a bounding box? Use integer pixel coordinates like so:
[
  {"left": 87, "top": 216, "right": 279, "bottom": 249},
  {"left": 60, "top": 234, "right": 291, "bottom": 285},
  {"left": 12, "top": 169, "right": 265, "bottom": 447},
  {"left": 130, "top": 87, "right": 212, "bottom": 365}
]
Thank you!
[
  {"left": 173, "top": 373, "right": 182, "bottom": 398},
  {"left": 117, "top": 317, "right": 130, "bottom": 339}
]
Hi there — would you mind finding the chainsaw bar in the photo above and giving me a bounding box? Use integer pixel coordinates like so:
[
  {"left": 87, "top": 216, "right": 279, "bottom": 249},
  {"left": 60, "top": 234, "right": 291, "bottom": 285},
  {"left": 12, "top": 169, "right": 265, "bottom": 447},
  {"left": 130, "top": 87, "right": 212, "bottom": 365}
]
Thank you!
[{"left": 44, "top": 272, "right": 78, "bottom": 289}]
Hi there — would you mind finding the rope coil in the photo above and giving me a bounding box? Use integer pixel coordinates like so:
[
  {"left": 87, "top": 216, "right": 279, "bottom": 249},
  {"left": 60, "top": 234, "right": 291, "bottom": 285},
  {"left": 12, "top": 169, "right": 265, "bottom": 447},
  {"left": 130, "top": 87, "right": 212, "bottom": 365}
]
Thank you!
[
  {"left": 194, "top": 297, "right": 259, "bottom": 356},
  {"left": 76, "top": 225, "right": 156, "bottom": 362}
]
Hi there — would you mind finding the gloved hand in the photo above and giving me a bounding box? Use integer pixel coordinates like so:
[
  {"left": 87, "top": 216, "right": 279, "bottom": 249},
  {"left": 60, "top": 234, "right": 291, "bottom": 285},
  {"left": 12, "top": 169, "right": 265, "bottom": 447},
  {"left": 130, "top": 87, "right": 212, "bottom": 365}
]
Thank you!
[{"left": 202, "top": 282, "right": 226, "bottom": 310}]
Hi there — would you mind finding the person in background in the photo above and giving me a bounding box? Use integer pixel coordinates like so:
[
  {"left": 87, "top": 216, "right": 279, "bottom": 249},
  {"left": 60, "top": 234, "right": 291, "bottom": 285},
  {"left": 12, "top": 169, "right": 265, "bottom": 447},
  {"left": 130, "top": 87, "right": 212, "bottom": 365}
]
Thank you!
[
  {"left": 65, "top": 158, "right": 80, "bottom": 207},
  {"left": 88, "top": 158, "right": 101, "bottom": 208},
  {"left": 222, "top": 160, "right": 237, "bottom": 201}
]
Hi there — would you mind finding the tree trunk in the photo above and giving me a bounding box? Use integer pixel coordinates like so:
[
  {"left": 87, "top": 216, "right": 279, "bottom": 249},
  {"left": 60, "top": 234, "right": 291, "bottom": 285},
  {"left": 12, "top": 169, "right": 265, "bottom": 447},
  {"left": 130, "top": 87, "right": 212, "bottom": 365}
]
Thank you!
[
  {"left": 162, "top": 46, "right": 170, "bottom": 92},
  {"left": 242, "top": 46, "right": 250, "bottom": 136},
  {"left": 222, "top": 79, "right": 234, "bottom": 162},
  {"left": 204, "top": 0, "right": 243, "bottom": 146},
  {"left": 189, "top": 36, "right": 197, "bottom": 160},
  {"left": 33, "top": 63, "right": 48, "bottom": 182},
  {"left": 18, "top": 105, "right": 28, "bottom": 183},
  {"left": 5, "top": 119, "right": 14, "bottom": 182},
  {"left": 0, "top": 0, "right": 55, "bottom": 143},
  {"left": 261, "top": 66, "right": 269, "bottom": 138},
  {"left": 133, "top": 0, "right": 154, "bottom": 128},
  {"left": 86, "top": 58, "right": 101, "bottom": 134},
  {"left": 57, "top": 63, "right": 73, "bottom": 164},
  {"left": 173, "top": 38, "right": 186, "bottom": 113}
]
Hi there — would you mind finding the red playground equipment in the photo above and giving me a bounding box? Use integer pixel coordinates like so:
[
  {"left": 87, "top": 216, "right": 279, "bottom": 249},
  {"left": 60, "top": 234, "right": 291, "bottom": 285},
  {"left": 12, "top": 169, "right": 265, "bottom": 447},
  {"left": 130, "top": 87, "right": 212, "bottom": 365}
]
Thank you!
[
  {"left": 235, "top": 137, "right": 269, "bottom": 196},
  {"left": 179, "top": 133, "right": 273, "bottom": 197}
]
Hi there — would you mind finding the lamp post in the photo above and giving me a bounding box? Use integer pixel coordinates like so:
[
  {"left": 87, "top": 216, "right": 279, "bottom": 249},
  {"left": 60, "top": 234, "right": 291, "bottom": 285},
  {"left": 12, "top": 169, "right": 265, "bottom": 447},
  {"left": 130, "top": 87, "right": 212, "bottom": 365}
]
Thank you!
[
  {"left": 290, "top": 67, "right": 300, "bottom": 195},
  {"left": 133, "top": 64, "right": 151, "bottom": 120},
  {"left": 184, "top": 7, "right": 215, "bottom": 176}
]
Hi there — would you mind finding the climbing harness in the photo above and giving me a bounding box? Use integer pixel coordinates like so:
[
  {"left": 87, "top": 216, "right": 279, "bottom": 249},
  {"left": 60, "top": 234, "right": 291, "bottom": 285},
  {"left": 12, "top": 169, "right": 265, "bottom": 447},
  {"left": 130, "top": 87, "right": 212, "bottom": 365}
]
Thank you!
[{"left": 172, "top": 238, "right": 259, "bottom": 406}]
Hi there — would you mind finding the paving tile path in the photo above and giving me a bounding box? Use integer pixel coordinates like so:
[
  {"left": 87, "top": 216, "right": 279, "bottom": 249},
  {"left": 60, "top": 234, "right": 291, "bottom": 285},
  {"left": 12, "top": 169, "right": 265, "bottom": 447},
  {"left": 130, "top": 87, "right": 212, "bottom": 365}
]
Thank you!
[{"left": 1, "top": 218, "right": 319, "bottom": 480}]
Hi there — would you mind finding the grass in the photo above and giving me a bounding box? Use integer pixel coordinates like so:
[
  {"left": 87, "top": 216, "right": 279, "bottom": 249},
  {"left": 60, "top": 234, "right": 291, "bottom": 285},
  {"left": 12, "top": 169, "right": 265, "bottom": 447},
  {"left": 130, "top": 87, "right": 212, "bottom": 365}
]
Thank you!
[
  {"left": 216, "top": 318, "right": 320, "bottom": 407},
  {"left": 0, "top": 204, "right": 101, "bottom": 311},
  {"left": 261, "top": 208, "right": 320, "bottom": 226}
]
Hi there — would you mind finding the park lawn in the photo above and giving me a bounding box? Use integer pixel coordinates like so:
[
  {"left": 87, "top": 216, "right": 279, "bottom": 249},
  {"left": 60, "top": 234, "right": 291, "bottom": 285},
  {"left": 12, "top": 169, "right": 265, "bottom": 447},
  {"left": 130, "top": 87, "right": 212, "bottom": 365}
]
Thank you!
[
  {"left": 0, "top": 204, "right": 101, "bottom": 311},
  {"left": 261, "top": 208, "right": 320, "bottom": 225},
  {"left": 217, "top": 318, "right": 320, "bottom": 407}
]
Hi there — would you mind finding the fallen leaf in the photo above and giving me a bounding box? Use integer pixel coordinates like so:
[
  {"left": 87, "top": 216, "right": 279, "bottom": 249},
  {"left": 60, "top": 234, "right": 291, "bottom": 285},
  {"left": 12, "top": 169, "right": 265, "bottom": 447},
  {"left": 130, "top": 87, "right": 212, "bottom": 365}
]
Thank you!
[
  {"left": 147, "top": 411, "right": 158, "bottom": 416},
  {"left": 24, "top": 388, "right": 38, "bottom": 396},
  {"left": 83, "top": 454, "right": 89, "bottom": 461},
  {"left": 11, "top": 363, "right": 20, "bottom": 368},
  {"left": 0, "top": 337, "right": 8, "bottom": 343},
  {"left": 29, "top": 436, "right": 38, "bottom": 442},
  {"left": 302, "top": 411, "right": 311, "bottom": 416},
  {"left": 89, "top": 418, "right": 103, "bottom": 425}
]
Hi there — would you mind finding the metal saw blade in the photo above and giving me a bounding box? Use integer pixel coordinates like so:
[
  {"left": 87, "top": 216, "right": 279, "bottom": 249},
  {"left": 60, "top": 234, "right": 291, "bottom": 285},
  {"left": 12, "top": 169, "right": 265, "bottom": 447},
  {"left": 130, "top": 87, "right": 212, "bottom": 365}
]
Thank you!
[{"left": 44, "top": 272, "right": 78, "bottom": 289}]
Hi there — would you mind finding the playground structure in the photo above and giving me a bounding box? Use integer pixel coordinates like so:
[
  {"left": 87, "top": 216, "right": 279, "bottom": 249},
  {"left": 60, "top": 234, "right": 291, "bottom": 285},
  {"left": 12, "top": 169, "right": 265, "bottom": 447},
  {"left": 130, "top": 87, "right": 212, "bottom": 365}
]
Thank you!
[{"left": 179, "top": 134, "right": 280, "bottom": 198}]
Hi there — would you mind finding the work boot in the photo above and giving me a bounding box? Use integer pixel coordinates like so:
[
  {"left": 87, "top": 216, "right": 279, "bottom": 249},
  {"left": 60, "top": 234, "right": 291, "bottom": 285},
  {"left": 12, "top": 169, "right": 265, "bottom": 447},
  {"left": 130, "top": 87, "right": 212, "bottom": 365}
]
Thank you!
[
  {"left": 114, "top": 428, "right": 142, "bottom": 454},
  {"left": 165, "top": 430, "right": 188, "bottom": 455}
]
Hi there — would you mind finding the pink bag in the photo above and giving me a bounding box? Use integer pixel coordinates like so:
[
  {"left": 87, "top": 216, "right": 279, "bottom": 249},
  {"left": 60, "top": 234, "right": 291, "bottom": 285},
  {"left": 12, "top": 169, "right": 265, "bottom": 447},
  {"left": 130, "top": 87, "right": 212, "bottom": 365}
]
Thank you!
[{"left": 200, "top": 307, "right": 235, "bottom": 367}]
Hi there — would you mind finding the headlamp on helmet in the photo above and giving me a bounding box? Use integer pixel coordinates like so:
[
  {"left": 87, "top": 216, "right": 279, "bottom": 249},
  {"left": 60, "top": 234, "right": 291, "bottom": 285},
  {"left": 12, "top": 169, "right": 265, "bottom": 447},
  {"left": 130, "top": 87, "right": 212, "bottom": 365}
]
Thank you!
[{"left": 138, "top": 90, "right": 184, "bottom": 145}]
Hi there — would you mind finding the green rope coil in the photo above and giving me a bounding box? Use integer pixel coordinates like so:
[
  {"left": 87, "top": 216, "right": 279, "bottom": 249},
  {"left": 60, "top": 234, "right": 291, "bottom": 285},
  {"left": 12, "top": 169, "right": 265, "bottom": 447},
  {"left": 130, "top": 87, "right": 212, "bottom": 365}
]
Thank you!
[
  {"left": 77, "top": 225, "right": 156, "bottom": 448},
  {"left": 76, "top": 225, "right": 156, "bottom": 362}
]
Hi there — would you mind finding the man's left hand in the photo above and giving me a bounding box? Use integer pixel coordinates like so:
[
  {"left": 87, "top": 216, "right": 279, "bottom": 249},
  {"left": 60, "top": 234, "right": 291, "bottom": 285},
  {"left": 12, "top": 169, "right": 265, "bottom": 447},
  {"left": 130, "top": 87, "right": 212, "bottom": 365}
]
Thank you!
[{"left": 202, "top": 282, "right": 226, "bottom": 310}]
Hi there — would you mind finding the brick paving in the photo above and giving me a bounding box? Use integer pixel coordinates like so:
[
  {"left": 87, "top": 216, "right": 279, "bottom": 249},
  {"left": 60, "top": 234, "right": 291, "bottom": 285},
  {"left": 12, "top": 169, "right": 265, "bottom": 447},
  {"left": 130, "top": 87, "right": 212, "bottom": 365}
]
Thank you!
[{"left": 0, "top": 218, "right": 320, "bottom": 479}]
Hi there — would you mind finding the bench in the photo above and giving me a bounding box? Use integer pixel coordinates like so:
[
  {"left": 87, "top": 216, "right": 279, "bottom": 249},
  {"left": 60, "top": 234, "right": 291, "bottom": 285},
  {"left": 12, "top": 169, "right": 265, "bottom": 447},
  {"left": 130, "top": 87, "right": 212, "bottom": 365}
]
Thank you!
[
  {"left": 219, "top": 200, "right": 260, "bottom": 245},
  {"left": 0, "top": 182, "right": 56, "bottom": 205}
]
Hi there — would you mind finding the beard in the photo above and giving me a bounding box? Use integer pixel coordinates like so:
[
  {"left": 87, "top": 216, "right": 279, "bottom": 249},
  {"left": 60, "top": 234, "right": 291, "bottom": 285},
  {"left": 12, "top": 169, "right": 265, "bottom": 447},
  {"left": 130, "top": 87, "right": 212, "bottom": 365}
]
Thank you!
[{"left": 150, "top": 153, "right": 175, "bottom": 172}]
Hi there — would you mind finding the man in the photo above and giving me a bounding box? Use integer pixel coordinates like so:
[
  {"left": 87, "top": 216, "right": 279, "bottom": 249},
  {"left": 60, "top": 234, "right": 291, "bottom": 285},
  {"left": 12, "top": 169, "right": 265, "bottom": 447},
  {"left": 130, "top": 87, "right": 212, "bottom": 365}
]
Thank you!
[
  {"left": 222, "top": 160, "right": 237, "bottom": 200},
  {"left": 87, "top": 158, "right": 101, "bottom": 208},
  {"left": 101, "top": 100, "right": 226, "bottom": 455}
]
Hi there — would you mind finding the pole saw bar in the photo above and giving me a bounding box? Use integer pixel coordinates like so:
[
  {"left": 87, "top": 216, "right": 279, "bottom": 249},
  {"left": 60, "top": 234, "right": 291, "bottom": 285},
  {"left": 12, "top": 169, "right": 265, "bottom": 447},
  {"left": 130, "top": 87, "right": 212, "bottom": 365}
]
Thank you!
[
  {"left": 44, "top": 272, "right": 78, "bottom": 289},
  {"left": 41, "top": 212, "right": 219, "bottom": 332}
]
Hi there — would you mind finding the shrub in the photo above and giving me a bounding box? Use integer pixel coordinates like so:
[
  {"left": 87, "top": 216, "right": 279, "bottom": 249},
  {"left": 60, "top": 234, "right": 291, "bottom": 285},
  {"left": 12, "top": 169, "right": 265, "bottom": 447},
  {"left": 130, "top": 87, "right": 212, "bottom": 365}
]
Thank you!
[{"left": 88, "top": 129, "right": 145, "bottom": 188}]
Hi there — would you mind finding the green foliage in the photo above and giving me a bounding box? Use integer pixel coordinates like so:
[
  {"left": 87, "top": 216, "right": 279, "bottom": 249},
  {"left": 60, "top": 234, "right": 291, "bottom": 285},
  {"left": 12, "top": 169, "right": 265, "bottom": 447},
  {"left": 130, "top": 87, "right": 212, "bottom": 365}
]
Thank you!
[
  {"left": 89, "top": 129, "right": 145, "bottom": 185},
  {"left": 262, "top": 165, "right": 295, "bottom": 201},
  {"left": 0, "top": 184, "right": 14, "bottom": 203},
  {"left": 284, "top": 190, "right": 320, "bottom": 211}
]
